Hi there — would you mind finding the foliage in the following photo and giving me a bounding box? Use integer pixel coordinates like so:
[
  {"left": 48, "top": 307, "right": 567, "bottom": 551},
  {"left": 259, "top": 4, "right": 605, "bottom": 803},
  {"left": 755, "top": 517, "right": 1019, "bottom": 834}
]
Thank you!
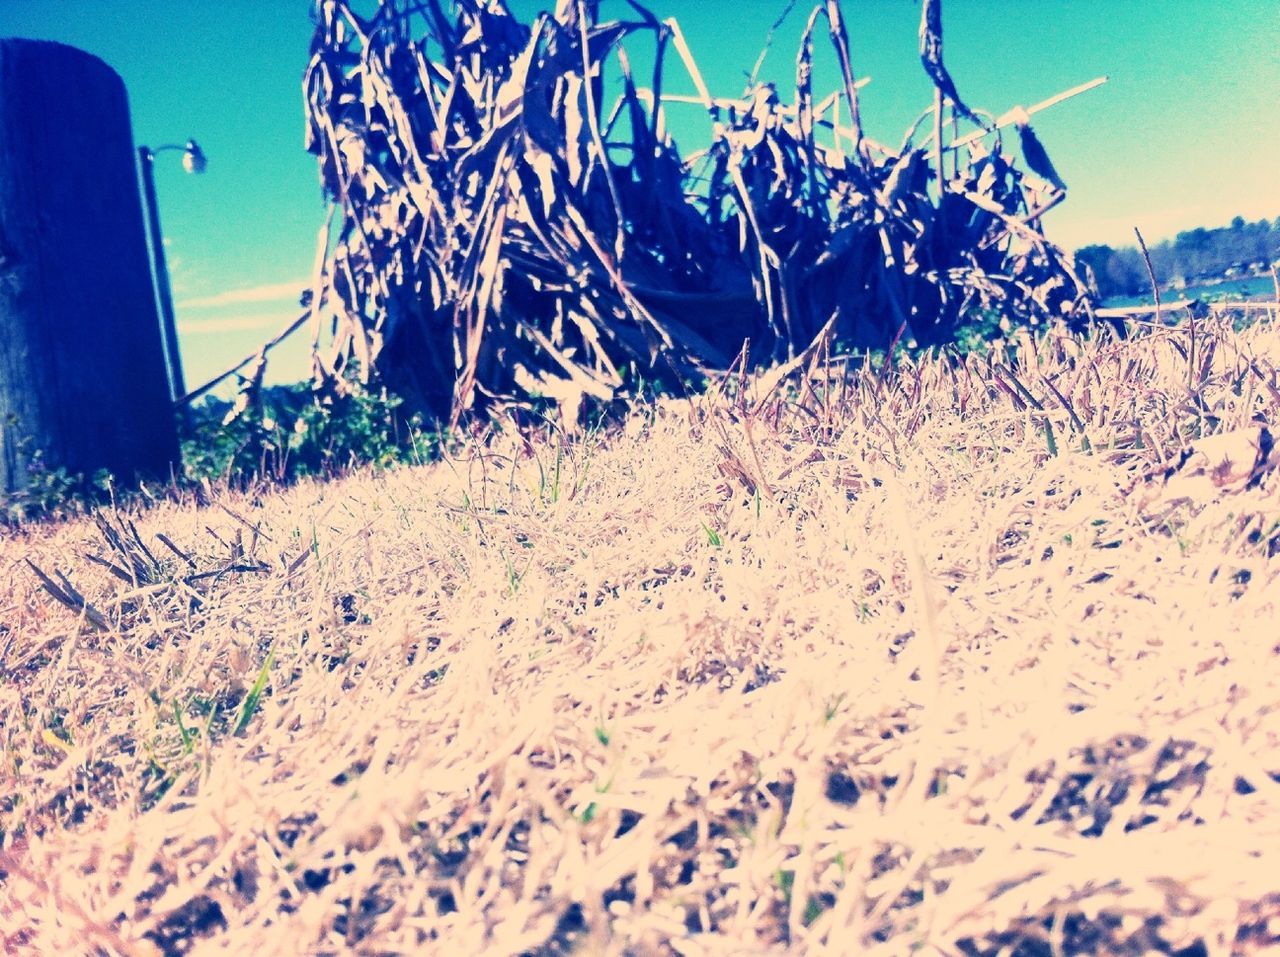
[
  {"left": 1077, "top": 215, "right": 1280, "bottom": 300},
  {"left": 300, "top": 0, "right": 1095, "bottom": 426},
  {"left": 0, "top": 424, "right": 113, "bottom": 524},
  {"left": 3, "top": 369, "right": 436, "bottom": 523},
  {"left": 180, "top": 365, "right": 437, "bottom": 486},
  {"left": 948, "top": 306, "right": 1009, "bottom": 354}
]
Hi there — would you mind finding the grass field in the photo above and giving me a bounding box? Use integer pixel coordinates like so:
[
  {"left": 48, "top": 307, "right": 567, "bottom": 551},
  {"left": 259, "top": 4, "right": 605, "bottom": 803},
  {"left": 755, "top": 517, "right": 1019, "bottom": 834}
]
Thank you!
[{"left": 3, "top": 313, "right": 1280, "bottom": 955}]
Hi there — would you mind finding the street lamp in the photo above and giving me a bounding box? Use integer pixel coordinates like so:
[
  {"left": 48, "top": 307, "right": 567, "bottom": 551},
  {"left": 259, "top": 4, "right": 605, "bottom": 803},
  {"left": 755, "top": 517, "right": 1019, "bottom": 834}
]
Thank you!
[{"left": 138, "top": 139, "right": 206, "bottom": 404}]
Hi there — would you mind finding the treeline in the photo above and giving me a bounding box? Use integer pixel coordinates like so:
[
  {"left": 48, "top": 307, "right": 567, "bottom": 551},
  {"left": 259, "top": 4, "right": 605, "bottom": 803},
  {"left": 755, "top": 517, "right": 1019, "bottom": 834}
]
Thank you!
[{"left": 1075, "top": 216, "right": 1280, "bottom": 300}]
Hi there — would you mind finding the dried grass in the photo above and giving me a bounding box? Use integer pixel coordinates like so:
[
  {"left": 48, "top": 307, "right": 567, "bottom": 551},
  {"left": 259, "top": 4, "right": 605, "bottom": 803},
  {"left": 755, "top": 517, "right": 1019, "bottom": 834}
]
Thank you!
[
  {"left": 296, "top": 0, "right": 1098, "bottom": 427},
  {"left": 4, "top": 315, "right": 1280, "bottom": 955}
]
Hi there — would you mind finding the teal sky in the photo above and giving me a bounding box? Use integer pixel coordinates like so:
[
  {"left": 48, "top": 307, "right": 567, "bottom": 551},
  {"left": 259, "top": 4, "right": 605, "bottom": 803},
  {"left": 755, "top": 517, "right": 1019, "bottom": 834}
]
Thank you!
[{"left": 3, "top": 1, "right": 1278, "bottom": 389}]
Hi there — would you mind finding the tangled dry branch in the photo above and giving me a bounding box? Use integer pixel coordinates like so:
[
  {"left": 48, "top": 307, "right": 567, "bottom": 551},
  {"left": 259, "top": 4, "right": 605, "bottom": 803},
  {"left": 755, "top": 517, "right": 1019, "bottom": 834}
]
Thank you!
[{"left": 301, "top": 0, "right": 1098, "bottom": 425}]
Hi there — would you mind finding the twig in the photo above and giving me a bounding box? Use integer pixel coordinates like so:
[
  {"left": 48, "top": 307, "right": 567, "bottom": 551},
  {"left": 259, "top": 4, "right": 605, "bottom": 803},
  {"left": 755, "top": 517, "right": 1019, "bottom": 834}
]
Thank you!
[
  {"left": 175, "top": 308, "right": 311, "bottom": 407},
  {"left": 940, "top": 76, "right": 1107, "bottom": 158},
  {"left": 1134, "top": 225, "right": 1191, "bottom": 387},
  {"left": 155, "top": 533, "right": 198, "bottom": 569},
  {"left": 747, "top": 0, "right": 800, "bottom": 90},
  {"left": 1133, "top": 227, "right": 1161, "bottom": 327},
  {"left": 217, "top": 503, "right": 274, "bottom": 542},
  {"left": 24, "top": 560, "right": 110, "bottom": 631},
  {"left": 979, "top": 190, "right": 1066, "bottom": 251},
  {"left": 933, "top": 87, "right": 946, "bottom": 219},
  {"left": 576, "top": 0, "right": 627, "bottom": 263}
]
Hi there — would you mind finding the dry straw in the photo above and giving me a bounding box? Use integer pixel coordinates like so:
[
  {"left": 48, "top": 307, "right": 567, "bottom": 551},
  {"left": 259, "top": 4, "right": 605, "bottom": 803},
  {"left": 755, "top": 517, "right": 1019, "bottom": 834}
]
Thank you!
[
  {"left": 3, "top": 310, "right": 1280, "bottom": 953},
  {"left": 289, "top": 0, "right": 1101, "bottom": 428}
]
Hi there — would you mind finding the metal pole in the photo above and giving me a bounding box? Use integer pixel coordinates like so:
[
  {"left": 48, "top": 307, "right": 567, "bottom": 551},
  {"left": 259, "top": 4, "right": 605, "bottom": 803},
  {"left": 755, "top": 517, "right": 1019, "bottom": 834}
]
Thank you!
[{"left": 137, "top": 145, "right": 187, "bottom": 402}]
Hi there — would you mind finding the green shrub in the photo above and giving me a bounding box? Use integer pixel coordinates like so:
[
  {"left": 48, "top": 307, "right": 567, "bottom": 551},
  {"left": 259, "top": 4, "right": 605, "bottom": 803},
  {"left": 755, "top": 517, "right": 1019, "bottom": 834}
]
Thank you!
[
  {"left": 180, "top": 366, "right": 440, "bottom": 487},
  {"left": 0, "top": 424, "right": 114, "bottom": 524}
]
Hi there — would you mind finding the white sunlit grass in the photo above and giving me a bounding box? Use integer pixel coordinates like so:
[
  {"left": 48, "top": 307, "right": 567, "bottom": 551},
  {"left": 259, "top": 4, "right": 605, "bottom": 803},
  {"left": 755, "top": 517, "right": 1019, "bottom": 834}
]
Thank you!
[{"left": 2, "top": 313, "right": 1280, "bottom": 954}]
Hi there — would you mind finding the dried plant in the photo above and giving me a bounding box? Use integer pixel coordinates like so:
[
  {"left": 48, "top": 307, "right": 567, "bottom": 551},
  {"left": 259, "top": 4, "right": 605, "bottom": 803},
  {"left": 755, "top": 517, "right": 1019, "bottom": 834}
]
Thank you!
[
  {"left": 300, "top": 0, "right": 1100, "bottom": 426},
  {"left": 5, "top": 315, "right": 1280, "bottom": 953}
]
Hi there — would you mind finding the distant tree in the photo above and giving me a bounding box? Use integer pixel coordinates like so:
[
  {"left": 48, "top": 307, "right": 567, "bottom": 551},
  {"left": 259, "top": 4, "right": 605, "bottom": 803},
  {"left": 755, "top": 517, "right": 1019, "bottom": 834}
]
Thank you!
[
  {"left": 1074, "top": 244, "right": 1114, "bottom": 293},
  {"left": 1075, "top": 216, "right": 1279, "bottom": 301},
  {"left": 1175, "top": 227, "right": 1214, "bottom": 278},
  {"left": 1106, "top": 248, "right": 1150, "bottom": 297},
  {"left": 1250, "top": 220, "right": 1280, "bottom": 262},
  {"left": 1148, "top": 240, "right": 1177, "bottom": 283},
  {"left": 1073, "top": 243, "right": 1158, "bottom": 298}
]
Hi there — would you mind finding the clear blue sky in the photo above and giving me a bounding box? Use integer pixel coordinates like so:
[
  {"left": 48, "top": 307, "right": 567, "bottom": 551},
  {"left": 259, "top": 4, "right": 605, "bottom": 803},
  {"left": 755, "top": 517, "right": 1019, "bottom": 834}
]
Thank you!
[{"left": 3, "top": 1, "right": 1278, "bottom": 388}]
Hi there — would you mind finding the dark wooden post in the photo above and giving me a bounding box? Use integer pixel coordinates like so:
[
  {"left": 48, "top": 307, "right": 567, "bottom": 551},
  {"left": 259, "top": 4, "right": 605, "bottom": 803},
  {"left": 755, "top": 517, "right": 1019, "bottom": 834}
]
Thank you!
[{"left": 0, "top": 38, "right": 179, "bottom": 497}]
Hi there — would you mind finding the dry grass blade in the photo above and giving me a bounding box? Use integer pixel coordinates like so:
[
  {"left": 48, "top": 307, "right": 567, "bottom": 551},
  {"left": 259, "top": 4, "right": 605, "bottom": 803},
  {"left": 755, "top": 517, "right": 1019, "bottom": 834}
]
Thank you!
[
  {"left": 3, "top": 318, "right": 1280, "bottom": 953},
  {"left": 23, "top": 559, "right": 110, "bottom": 631}
]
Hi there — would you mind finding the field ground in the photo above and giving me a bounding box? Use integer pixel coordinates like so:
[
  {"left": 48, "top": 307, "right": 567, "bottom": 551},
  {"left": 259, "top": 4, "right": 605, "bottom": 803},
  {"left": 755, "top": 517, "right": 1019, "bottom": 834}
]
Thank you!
[{"left": 3, "top": 315, "right": 1280, "bottom": 955}]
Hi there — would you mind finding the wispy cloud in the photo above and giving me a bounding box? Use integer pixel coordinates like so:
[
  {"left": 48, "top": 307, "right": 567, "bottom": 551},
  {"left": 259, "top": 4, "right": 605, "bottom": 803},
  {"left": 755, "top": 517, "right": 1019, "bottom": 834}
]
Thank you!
[
  {"left": 176, "top": 279, "right": 309, "bottom": 309},
  {"left": 177, "top": 313, "right": 295, "bottom": 335}
]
